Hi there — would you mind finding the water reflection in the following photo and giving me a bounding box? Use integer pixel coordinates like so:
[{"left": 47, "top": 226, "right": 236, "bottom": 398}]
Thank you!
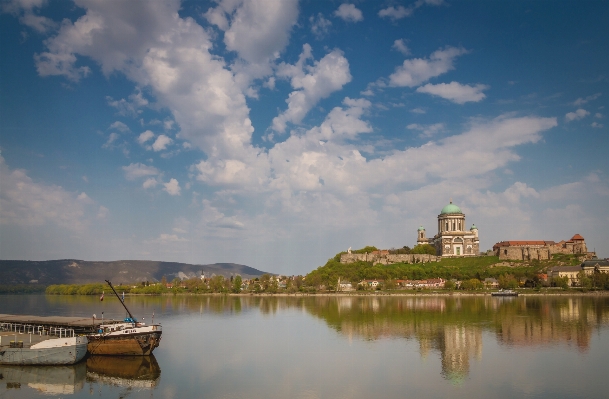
[
  {"left": 86, "top": 355, "right": 161, "bottom": 388},
  {"left": 0, "top": 355, "right": 160, "bottom": 396},
  {"left": 297, "top": 295, "right": 609, "bottom": 381},
  {"left": 0, "top": 363, "right": 85, "bottom": 395}
]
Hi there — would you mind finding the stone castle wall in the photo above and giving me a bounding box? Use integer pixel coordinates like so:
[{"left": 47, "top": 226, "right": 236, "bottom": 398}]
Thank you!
[
  {"left": 340, "top": 253, "right": 440, "bottom": 265},
  {"left": 497, "top": 241, "right": 589, "bottom": 261}
]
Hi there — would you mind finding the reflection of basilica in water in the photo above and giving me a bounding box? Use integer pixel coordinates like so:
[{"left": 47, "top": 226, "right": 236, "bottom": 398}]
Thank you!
[{"left": 302, "top": 296, "right": 607, "bottom": 381}]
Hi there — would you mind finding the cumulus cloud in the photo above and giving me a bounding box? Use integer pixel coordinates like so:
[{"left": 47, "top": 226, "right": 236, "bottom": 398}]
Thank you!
[
  {"left": 565, "top": 108, "right": 590, "bottom": 122},
  {"left": 163, "top": 178, "right": 181, "bottom": 196},
  {"left": 310, "top": 13, "right": 332, "bottom": 39},
  {"left": 142, "top": 178, "right": 158, "bottom": 189},
  {"left": 334, "top": 4, "right": 363, "bottom": 22},
  {"left": 152, "top": 134, "right": 173, "bottom": 151},
  {"left": 138, "top": 130, "right": 155, "bottom": 144},
  {"left": 272, "top": 44, "right": 352, "bottom": 133},
  {"left": 2, "top": 0, "right": 57, "bottom": 33},
  {"left": 416, "top": 82, "right": 489, "bottom": 104},
  {"left": 109, "top": 121, "right": 130, "bottom": 132},
  {"left": 392, "top": 39, "right": 410, "bottom": 55},
  {"left": 122, "top": 163, "right": 159, "bottom": 180},
  {"left": 205, "top": 0, "right": 298, "bottom": 64},
  {"left": 0, "top": 155, "right": 91, "bottom": 231},
  {"left": 389, "top": 47, "right": 469, "bottom": 87},
  {"left": 106, "top": 90, "right": 149, "bottom": 117}
]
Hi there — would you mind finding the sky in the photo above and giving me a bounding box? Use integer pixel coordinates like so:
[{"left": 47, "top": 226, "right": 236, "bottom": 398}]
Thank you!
[{"left": 1, "top": 0, "right": 608, "bottom": 275}]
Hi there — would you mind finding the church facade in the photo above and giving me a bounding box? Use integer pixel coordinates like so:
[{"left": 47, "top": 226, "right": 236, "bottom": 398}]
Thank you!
[{"left": 417, "top": 201, "right": 480, "bottom": 257}]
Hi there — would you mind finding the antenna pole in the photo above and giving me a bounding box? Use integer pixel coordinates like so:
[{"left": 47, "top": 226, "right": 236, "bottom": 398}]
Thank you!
[{"left": 105, "top": 280, "right": 137, "bottom": 322}]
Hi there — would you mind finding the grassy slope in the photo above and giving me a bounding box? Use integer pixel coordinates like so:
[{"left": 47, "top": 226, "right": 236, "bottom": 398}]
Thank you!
[{"left": 305, "top": 252, "right": 582, "bottom": 287}]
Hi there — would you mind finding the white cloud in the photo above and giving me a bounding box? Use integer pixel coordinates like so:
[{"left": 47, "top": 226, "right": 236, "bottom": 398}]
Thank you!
[
  {"left": 334, "top": 4, "right": 363, "bottom": 22},
  {"left": 152, "top": 134, "right": 172, "bottom": 151},
  {"left": 573, "top": 93, "right": 601, "bottom": 106},
  {"left": 97, "top": 205, "right": 109, "bottom": 219},
  {"left": 416, "top": 82, "right": 489, "bottom": 104},
  {"left": 137, "top": 130, "right": 155, "bottom": 144},
  {"left": 389, "top": 47, "right": 469, "bottom": 87},
  {"left": 122, "top": 163, "right": 159, "bottom": 180},
  {"left": 109, "top": 121, "right": 130, "bottom": 132},
  {"left": 378, "top": 6, "right": 412, "bottom": 20},
  {"left": 102, "top": 132, "right": 120, "bottom": 149},
  {"left": 272, "top": 45, "right": 352, "bottom": 133},
  {"left": 0, "top": 155, "right": 90, "bottom": 231},
  {"left": 565, "top": 108, "right": 590, "bottom": 122},
  {"left": 407, "top": 123, "right": 445, "bottom": 138},
  {"left": 378, "top": 1, "right": 444, "bottom": 20},
  {"left": 591, "top": 122, "right": 604, "bottom": 128},
  {"left": 106, "top": 89, "right": 149, "bottom": 117},
  {"left": 77, "top": 192, "right": 94, "bottom": 204},
  {"left": 392, "top": 39, "right": 410, "bottom": 55},
  {"left": 205, "top": 0, "right": 298, "bottom": 64},
  {"left": 410, "top": 107, "right": 426, "bottom": 114},
  {"left": 154, "top": 233, "right": 188, "bottom": 243},
  {"left": 310, "top": 13, "right": 332, "bottom": 39},
  {"left": 163, "top": 178, "right": 181, "bottom": 196},
  {"left": 142, "top": 178, "right": 158, "bottom": 189},
  {"left": 594, "top": 112, "right": 603, "bottom": 118}
]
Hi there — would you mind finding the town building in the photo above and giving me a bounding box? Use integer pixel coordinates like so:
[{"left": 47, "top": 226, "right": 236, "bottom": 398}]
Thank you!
[{"left": 418, "top": 200, "right": 480, "bottom": 257}]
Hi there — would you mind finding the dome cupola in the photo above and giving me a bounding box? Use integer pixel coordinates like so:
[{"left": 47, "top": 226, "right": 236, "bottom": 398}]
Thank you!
[{"left": 440, "top": 200, "right": 462, "bottom": 215}]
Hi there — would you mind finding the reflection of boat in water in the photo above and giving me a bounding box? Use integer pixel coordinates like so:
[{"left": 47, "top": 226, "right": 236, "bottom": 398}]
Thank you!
[
  {"left": 87, "top": 280, "right": 162, "bottom": 355},
  {"left": 0, "top": 327, "right": 87, "bottom": 365},
  {"left": 86, "top": 354, "right": 161, "bottom": 388},
  {"left": 0, "top": 362, "right": 86, "bottom": 395},
  {"left": 492, "top": 290, "right": 519, "bottom": 297}
]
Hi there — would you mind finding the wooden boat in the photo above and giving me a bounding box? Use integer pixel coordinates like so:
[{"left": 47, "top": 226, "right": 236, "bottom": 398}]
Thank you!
[
  {"left": 86, "top": 280, "right": 162, "bottom": 356},
  {"left": 491, "top": 289, "right": 519, "bottom": 297},
  {"left": 0, "top": 328, "right": 87, "bottom": 365}
]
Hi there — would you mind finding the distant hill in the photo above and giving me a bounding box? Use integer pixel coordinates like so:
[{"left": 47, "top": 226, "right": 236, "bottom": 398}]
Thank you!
[{"left": 0, "top": 259, "right": 270, "bottom": 285}]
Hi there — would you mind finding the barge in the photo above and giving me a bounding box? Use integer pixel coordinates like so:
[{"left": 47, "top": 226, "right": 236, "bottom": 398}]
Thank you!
[
  {"left": 0, "top": 325, "right": 87, "bottom": 365},
  {"left": 0, "top": 281, "right": 161, "bottom": 356},
  {"left": 491, "top": 290, "right": 519, "bottom": 297}
]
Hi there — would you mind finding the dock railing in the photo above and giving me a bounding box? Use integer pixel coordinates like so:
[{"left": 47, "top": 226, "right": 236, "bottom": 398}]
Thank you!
[{"left": 0, "top": 322, "right": 75, "bottom": 338}]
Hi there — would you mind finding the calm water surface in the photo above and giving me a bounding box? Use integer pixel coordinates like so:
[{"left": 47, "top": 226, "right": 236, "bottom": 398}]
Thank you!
[{"left": 1, "top": 294, "right": 608, "bottom": 398}]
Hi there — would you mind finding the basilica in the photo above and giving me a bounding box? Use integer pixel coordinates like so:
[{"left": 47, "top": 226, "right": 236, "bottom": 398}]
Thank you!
[{"left": 417, "top": 201, "right": 480, "bottom": 257}]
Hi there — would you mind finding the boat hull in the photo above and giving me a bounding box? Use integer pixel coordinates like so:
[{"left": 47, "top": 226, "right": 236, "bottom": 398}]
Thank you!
[
  {"left": 87, "top": 330, "right": 162, "bottom": 356},
  {"left": 0, "top": 336, "right": 87, "bottom": 365}
]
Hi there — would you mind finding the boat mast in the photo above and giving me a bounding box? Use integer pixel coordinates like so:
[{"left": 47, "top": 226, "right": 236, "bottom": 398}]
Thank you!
[{"left": 105, "top": 280, "right": 137, "bottom": 322}]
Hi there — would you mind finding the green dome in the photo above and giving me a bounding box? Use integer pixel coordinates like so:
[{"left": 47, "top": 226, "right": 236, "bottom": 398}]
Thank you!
[
  {"left": 470, "top": 224, "right": 477, "bottom": 230},
  {"left": 440, "top": 202, "right": 462, "bottom": 214},
  {"left": 418, "top": 225, "right": 425, "bottom": 231}
]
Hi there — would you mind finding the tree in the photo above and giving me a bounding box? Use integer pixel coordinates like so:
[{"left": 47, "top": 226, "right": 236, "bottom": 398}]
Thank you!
[
  {"left": 232, "top": 275, "right": 243, "bottom": 293},
  {"left": 498, "top": 274, "right": 518, "bottom": 289},
  {"left": 577, "top": 271, "right": 592, "bottom": 290},
  {"left": 553, "top": 276, "right": 569, "bottom": 289},
  {"left": 161, "top": 276, "right": 167, "bottom": 286},
  {"left": 411, "top": 244, "right": 436, "bottom": 255},
  {"left": 461, "top": 278, "right": 482, "bottom": 290},
  {"left": 444, "top": 280, "right": 456, "bottom": 290}
]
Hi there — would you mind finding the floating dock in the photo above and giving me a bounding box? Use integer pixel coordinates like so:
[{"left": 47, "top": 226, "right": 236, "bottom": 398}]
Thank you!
[{"left": 0, "top": 314, "right": 123, "bottom": 334}]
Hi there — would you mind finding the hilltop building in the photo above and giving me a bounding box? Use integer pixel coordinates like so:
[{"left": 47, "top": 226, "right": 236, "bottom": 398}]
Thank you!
[
  {"left": 417, "top": 201, "right": 480, "bottom": 257},
  {"left": 493, "top": 234, "right": 592, "bottom": 261}
]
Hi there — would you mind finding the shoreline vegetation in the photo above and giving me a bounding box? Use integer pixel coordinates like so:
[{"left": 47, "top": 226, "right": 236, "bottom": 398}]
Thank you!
[{"left": 3, "top": 249, "right": 607, "bottom": 295}]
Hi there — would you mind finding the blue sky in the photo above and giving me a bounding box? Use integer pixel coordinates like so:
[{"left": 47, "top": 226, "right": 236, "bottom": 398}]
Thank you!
[{"left": 1, "top": 0, "right": 608, "bottom": 275}]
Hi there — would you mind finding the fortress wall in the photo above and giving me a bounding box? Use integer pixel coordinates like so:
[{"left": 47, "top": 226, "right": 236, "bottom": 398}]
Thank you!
[{"left": 340, "top": 253, "right": 440, "bottom": 265}]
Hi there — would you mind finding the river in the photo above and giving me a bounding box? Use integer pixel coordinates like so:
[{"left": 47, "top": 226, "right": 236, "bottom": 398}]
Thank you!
[{"left": 1, "top": 294, "right": 608, "bottom": 398}]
